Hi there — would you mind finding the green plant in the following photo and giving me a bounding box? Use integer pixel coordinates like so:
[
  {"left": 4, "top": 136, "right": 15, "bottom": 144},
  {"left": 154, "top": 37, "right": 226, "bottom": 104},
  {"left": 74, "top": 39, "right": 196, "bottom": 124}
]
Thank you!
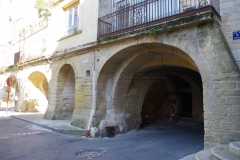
[
  {"left": 0, "top": 67, "right": 7, "bottom": 73},
  {"left": 149, "top": 27, "right": 157, "bottom": 37},
  {"left": 34, "top": 0, "right": 47, "bottom": 18},
  {"left": 13, "top": 64, "right": 19, "bottom": 70},
  {"left": 96, "top": 121, "right": 100, "bottom": 127}
]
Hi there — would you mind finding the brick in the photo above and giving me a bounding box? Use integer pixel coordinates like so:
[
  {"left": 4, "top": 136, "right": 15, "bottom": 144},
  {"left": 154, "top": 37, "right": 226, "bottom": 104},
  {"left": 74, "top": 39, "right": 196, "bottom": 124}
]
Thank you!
[
  {"left": 205, "top": 113, "right": 227, "bottom": 121},
  {"left": 204, "top": 142, "right": 220, "bottom": 149},
  {"left": 210, "top": 129, "right": 228, "bottom": 137},
  {"left": 227, "top": 97, "right": 240, "bottom": 105},
  {"left": 232, "top": 105, "right": 240, "bottom": 112},
  {"left": 214, "top": 121, "right": 222, "bottom": 129},
  {"left": 197, "top": 30, "right": 209, "bottom": 39},
  {"left": 201, "top": 44, "right": 214, "bottom": 53},
  {"left": 211, "top": 97, "right": 226, "bottom": 105},
  {"left": 210, "top": 66, "right": 226, "bottom": 74},
  {"left": 207, "top": 58, "right": 222, "bottom": 67},
  {"left": 221, "top": 90, "right": 240, "bottom": 96},
  {"left": 203, "top": 105, "right": 214, "bottom": 112},
  {"left": 204, "top": 136, "right": 221, "bottom": 143},
  {"left": 227, "top": 114, "right": 240, "bottom": 122},
  {"left": 204, "top": 121, "right": 215, "bottom": 128},
  {"left": 236, "top": 123, "right": 240, "bottom": 131},
  {"left": 227, "top": 131, "right": 240, "bottom": 140},
  {"left": 221, "top": 137, "right": 237, "bottom": 144},
  {"left": 222, "top": 122, "right": 236, "bottom": 130},
  {"left": 214, "top": 105, "right": 231, "bottom": 113},
  {"left": 212, "top": 74, "right": 230, "bottom": 81},
  {"left": 214, "top": 82, "right": 236, "bottom": 89}
]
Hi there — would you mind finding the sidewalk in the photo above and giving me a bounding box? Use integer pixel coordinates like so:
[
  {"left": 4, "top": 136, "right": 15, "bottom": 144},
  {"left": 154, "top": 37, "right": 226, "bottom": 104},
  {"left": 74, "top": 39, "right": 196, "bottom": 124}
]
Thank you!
[
  {"left": 0, "top": 111, "right": 87, "bottom": 135},
  {"left": 0, "top": 110, "right": 203, "bottom": 137}
]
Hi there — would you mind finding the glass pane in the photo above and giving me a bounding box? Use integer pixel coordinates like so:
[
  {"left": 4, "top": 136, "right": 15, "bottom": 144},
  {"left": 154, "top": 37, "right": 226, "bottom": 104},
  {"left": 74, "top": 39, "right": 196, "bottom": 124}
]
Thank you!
[
  {"left": 74, "top": 5, "right": 78, "bottom": 28},
  {"left": 68, "top": 11, "right": 73, "bottom": 28},
  {"left": 74, "top": 13, "right": 77, "bottom": 28},
  {"left": 67, "top": 5, "right": 78, "bottom": 34}
]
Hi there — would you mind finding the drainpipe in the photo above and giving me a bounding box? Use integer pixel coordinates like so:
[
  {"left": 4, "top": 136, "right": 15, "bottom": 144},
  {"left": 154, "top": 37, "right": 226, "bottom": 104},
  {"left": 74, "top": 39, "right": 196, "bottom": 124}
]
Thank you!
[{"left": 87, "top": 51, "right": 96, "bottom": 131}]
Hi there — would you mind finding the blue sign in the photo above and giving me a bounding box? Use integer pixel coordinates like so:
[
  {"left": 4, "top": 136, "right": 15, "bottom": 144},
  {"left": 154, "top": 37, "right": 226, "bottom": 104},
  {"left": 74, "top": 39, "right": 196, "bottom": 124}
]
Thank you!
[{"left": 233, "top": 30, "right": 240, "bottom": 40}]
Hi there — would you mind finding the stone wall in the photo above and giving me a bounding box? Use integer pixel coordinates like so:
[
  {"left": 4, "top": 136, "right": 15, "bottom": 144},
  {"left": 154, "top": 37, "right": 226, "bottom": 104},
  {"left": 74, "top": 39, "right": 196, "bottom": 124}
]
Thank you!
[
  {"left": 93, "top": 20, "right": 240, "bottom": 148},
  {"left": 0, "top": 64, "right": 51, "bottom": 112},
  {"left": 0, "top": 0, "right": 239, "bottom": 149},
  {"left": 220, "top": 0, "right": 240, "bottom": 70},
  {"left": 45, "top": 53, "right": 94, "bottom": 129},
  {"left": 53, "top": 64, "right": 75, "bottom": 119}
]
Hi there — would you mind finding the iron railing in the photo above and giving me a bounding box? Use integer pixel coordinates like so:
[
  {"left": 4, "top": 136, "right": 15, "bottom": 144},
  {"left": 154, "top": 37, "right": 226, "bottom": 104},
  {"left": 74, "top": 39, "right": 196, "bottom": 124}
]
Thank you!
[{"left": 98, "top": 0, "right": 220, "bottom": 39}]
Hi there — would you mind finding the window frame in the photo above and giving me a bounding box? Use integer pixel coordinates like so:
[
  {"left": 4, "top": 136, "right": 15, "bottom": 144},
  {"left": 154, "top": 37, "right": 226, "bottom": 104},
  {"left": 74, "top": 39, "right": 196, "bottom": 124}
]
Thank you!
[{"left": 67, "top": 3, "right": 79, "bottom": 35}]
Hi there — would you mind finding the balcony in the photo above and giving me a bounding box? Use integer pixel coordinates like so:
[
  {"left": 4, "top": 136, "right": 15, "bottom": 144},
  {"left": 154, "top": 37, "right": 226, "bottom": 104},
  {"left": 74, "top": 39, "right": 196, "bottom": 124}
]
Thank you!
[{"left": 98, "top": 0, "right": 220, "bottom": 39}]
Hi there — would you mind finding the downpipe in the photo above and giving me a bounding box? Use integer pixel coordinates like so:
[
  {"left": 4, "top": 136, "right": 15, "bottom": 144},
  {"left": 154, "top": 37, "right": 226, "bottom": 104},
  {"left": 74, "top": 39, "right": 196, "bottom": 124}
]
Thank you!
[{"left": 86, "top": 51, "right": 97, "bottom": 137}]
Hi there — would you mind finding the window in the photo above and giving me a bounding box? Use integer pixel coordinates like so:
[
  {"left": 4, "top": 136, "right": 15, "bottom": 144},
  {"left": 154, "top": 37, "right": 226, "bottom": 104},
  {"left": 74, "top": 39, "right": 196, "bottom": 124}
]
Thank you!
[
  {"left": 67, "top": 3, "right": 78, "bottom": 35},
  {"left": 86, "top": 70, "right": 90, "bottom": 77}
]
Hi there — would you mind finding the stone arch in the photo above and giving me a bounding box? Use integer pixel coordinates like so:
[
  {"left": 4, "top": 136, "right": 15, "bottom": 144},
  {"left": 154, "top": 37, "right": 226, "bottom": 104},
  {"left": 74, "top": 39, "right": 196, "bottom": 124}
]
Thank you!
[
  {"left": 95, "top": 42, "right": 206, "bottom": 133},
  {"left": 28, "top": 71, "right": 48, "bottom": 99},
  {"left": 96, "top": 38, "right": 210, "bottom": 98},
  {"left": 17, "top": 71, "right": 49, "bottom": 113},
  {"left": 52, "top": 64, "right": 76, "bottom": 120},
  {"left": 25, "top": 66, "right": 51, "bottom": 83},
  {"left": 54, "top": 60, "right": 79, "bottom": 79}
]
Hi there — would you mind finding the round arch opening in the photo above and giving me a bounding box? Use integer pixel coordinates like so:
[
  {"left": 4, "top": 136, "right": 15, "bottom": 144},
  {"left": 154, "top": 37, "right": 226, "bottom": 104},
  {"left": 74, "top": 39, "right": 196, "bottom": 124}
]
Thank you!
[
  {"left": 53, "top": 64, "right": 75, "bottom": 120},
  {"left": 140, "top": 68, "right": 203, "bottom": 128},
  {"left": 18, "top": 71, "right": 49, "bottom": 113},
  {"left": 94, "top": 43, "right": 204, "bottom": 137}
]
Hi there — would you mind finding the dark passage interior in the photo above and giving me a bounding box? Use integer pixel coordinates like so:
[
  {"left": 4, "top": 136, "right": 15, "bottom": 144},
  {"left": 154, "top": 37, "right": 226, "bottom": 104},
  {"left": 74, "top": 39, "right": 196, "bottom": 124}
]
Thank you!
[{"left": 140, "top": 67, "right": 203, "bottom": 126}]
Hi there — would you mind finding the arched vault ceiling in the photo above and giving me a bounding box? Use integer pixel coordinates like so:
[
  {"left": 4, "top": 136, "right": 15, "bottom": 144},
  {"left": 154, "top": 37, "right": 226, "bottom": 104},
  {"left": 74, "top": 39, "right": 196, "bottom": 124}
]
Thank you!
[{"left": 99, "top": 43, "right": 199, "bottom": 77}]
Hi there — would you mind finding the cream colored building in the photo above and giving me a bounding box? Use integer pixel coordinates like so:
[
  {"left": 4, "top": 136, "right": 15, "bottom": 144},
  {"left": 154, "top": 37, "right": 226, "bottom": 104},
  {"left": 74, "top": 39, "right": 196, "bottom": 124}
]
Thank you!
[{"left": 0, "top": 0, "right": 240, "bottom": 149}]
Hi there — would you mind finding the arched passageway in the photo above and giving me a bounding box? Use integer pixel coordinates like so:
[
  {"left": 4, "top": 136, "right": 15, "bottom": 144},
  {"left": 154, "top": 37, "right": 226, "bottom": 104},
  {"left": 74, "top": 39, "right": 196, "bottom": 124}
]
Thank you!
[
  {"left": 28, "top": 71, "right": 48, "bottom": 99},
  {"left": 94, "top": 43, "right": 203, "bottom": 136},
  {"left": 140, "top": 68, "right": 203, "bottom": 127},
  {"left": 53, "top": 64, "right": 75, "bottom": 120},
  {"left": 19, "top": 71, "right": 49, "bottom": 113}
]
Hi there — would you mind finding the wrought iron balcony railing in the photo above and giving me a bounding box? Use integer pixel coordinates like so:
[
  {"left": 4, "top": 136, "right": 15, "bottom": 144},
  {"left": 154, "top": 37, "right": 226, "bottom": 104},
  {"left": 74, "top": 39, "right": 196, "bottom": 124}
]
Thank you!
[{"left": 98, "top": 0, "right": 220, "bottom": 39}]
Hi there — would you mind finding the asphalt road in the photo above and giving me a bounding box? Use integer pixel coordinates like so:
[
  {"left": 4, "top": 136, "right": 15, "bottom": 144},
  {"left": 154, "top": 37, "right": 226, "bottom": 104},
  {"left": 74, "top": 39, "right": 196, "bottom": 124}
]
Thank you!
[{"left": 0, "top": 117, "right": 204, "bottom": 160}]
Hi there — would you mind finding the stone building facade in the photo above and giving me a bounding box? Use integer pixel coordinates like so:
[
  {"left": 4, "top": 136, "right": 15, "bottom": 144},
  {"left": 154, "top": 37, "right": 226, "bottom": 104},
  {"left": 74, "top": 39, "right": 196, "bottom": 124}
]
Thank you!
[{"left": 0, "top": 0, "right": 239, "bottom": 149}]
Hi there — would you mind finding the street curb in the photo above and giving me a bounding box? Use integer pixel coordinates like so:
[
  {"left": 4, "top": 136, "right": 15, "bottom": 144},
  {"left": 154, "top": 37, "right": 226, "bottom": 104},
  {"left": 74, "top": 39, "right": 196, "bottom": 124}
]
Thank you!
[{"left": 10, "top": 116, "right": 87, "bottom": 136}]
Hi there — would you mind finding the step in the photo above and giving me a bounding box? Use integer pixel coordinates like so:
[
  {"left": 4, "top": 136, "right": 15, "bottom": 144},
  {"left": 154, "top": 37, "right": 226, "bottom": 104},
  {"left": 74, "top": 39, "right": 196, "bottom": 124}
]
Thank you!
[
  {"left": 211, "top": 145, "right": 240, "bottom": 160},
  {"left": 181, "top": 153, "right": 196, "bottom": 160},
  {"left": 196, "top": 148, "right": 214, "bottom": 160},
  {"left": 229, "top": 141, "right": 240, "bottom": 158}
]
